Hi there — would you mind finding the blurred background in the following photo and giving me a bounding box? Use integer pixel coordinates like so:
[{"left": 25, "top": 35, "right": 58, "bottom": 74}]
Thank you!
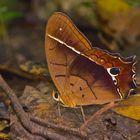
[{"left": 0, "top": 0, "right": 140, "bottom": 87}]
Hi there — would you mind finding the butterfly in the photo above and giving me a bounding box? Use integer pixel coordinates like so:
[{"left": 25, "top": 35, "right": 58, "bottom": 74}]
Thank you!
[{"left": 45, "top": 12, "right": 137, "bottom": 108}]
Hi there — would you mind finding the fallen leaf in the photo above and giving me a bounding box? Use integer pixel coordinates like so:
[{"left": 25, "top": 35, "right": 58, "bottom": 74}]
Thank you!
[
  {"left": 0, "top": 122, "right": 7, "bottom": 131},
  {"left": 19, "top": 85, "right": 55, "bottom": 118},
  {"left": 113, "top": 94, "right": 140, "bottom": 120},
  {"left": 0, "top": 133, "right": 10, "bottom": 140},
  {"left": 0, "top": 121, "right": 10, "bottom": 140},
  {"left": 19, "top": 61, "right": 49, "bottom": 77}
]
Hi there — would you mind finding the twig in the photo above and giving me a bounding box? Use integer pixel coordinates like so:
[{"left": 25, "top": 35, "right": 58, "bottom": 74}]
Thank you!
[
  {"left": 79, "top": 102, "right": 118, "bottom": 132},
  {"left": 10, "top": 115, "right": 45, "bottom": 140},
  {"left": 30, "top": 116, "right": 85, "bottom": 137}
]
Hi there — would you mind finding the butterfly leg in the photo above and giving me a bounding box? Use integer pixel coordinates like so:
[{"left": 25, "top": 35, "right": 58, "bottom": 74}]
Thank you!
[
  {"left": 58, "top": 102, "right": 63, "bottom": 117},
  {"left": 80, "top": 106, "right": 86, "bottom": 122}
]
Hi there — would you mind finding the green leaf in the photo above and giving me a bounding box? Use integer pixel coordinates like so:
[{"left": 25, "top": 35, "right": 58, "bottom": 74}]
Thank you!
[
  {"left": 127, "top": 0, "right": 140, "bottom": 7},
  {"left": 0, "top": 10, "right": 22, "bottom": 23},
  {"left": 80, "top": 1, "right": 93, "bottom": 8}
]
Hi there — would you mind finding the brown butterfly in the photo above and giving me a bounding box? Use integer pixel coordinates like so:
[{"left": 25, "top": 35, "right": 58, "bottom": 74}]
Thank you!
[{"left": 45, "top": 12, "right": 137, "bottom": 108}]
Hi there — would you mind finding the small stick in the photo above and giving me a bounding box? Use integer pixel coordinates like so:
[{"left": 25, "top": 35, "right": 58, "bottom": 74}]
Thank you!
[
  {"left": 79, "top": 102, "right": 118, "bottom": 132},
  {"left": 30, "top": 116, "right": 83, "bottom": 136},
  {"left": 58, "top": 103, "right": 62, "bottom": 117},
  {"left": 80, "top": 106, "right": 86, "bottom": 122}
]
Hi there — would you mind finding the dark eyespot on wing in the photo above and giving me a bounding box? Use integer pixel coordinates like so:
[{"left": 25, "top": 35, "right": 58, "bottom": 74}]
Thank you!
[
  {"left": 110, "top": 67, "right": 120, "bottom": 75},
  {"left": 70, "top": 83, "right": 74, "bottom": 86},
  {"left": 82, "top": 94, "right": 85, "bottom": 98}
]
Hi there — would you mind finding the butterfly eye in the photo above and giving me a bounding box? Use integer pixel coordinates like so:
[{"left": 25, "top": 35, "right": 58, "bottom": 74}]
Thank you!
[
  {"left": 108, "top": 67, "right": 120, "bottom": 76},
  {"left": 54, "top": 92, "right": 59, "bottom": 99},
  {"left": 52, "top": 91, "right": 60, "bottom": 101}
]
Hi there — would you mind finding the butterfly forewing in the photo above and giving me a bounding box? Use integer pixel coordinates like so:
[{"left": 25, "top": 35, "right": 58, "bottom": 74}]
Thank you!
[{"left": 45, "top": 12, "right": 136, "bottom": 107}]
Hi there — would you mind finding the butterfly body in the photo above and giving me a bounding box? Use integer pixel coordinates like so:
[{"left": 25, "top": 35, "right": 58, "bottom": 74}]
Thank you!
[{"left": 45, "top": 12, "right": 137, "bottom": 107}]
